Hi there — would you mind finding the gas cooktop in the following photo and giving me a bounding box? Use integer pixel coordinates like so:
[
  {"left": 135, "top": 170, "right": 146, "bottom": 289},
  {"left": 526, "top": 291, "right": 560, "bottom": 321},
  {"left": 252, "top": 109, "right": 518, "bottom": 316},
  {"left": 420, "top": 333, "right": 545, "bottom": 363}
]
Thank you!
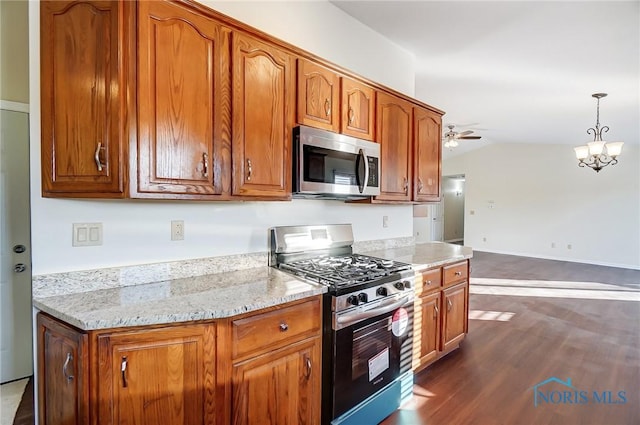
[{"left": 278, "top": 254, "right": 411, "bottom": 287}]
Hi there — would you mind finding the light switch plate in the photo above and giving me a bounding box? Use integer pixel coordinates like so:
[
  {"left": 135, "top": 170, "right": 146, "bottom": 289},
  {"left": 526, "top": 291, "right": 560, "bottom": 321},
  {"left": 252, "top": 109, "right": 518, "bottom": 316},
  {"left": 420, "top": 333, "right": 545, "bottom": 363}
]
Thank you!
[{"left": 73, "top": 223, "right": 103, "bottom": 247}]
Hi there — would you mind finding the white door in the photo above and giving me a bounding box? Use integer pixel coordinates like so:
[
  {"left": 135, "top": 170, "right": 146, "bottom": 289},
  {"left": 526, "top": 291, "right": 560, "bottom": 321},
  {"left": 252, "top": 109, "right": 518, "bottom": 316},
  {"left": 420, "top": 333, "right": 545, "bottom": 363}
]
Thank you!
[
  {"left": 1, "top": 107, "right": 33, "bottom": 383},
  {"left": 430, "top": 201, "right": 444, "bottom": 242}
]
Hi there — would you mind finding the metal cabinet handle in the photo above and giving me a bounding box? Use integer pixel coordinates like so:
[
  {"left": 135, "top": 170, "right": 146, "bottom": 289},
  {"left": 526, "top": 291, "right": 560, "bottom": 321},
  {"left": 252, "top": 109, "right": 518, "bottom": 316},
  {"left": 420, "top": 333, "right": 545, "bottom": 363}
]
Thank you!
[
  {"left": 202, "top": 153, "right": 208, "bottom": 178},
  {"left": 348, "top": 107, "right": 355, "bottom": 125},
  {"left": 62, "top": 353, "right": 74, "bottom": 382},
  {"left": 279, "top": 322, "right": 288, "bottom": 332},
  {"left": 121, "top": 356, "right": 128, "bottom": 388},
  {"left": 324, "top": 99, "right": 331, "bottom": 117},
  {"left": 418, "top": 178, "right": 424, "bottom": 192},
  {"left": 246, "top": 159, "right": 252, "bottom": 181},
  {"left": 403, "top": 178, "right": 409, "bottom": 195},
  {"left": 304, "top": 356, "right": 312, "bottom": 380},
  {"left": 447, "top": 298, "right": 453, "bottom": 311},
  {"left": 94, "top": 142, "right": 106, "bottom": 172},
  {"left": 434, "top": 304, "right": 439, "bottom": 318}
]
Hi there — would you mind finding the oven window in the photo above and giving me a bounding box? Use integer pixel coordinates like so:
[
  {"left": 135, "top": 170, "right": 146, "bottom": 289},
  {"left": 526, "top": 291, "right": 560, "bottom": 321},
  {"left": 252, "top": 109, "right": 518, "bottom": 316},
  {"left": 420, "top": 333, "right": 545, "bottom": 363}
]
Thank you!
[
  {"left": 352, "top": 317, "right": 392, "bottom": 381},
  {"left": 303, "top": 145, "right": 357, "bottom": 185}
]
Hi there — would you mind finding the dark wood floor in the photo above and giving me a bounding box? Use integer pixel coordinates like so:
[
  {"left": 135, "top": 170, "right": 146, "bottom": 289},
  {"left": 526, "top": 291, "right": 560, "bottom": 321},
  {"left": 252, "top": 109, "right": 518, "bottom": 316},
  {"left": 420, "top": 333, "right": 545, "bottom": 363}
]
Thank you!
[
  {"left": 381, "top": 251, "right": 640, "bottom": 425},
  {"left": 12, "top": 252, "right": 639, "bottom": 424}
]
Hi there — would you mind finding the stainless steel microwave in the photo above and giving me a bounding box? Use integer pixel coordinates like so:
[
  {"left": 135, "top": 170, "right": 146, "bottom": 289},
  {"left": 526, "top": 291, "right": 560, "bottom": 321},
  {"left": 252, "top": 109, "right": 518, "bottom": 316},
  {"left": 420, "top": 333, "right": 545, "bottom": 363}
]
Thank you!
[{"left": 292, "top": 125, "right": 380, "bottom": 198}]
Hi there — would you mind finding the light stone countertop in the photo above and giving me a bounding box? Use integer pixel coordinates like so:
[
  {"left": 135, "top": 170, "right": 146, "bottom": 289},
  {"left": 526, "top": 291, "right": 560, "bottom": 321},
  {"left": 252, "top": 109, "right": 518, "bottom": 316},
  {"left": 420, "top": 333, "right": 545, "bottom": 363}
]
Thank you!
[
  {"left": 361, "top": 242, "right": 473, "bottom": 271},
  {"left": 33, "top": 241, "right": 472, "bottom": 331},
  {"left": 33, "top": 267, "right": 326, "bottom": 331}
]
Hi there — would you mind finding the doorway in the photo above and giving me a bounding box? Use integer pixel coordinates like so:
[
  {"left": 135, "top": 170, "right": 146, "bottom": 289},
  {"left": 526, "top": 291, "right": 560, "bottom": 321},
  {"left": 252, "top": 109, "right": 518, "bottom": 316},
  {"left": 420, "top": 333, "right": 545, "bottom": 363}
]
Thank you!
[
  {"left": 1, "top": 105, "right": 33, "bottom": 383},
  {"left": 442, "top": 175, "right": 465, "bottom": 244}
]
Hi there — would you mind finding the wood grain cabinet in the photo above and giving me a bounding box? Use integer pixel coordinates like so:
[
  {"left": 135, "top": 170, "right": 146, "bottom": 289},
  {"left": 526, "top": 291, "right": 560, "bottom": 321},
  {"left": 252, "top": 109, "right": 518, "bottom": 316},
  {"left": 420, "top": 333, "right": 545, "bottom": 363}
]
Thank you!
[
  {"left": 95, "top": 324, "right": 217, "bottom": 425},
  {"left": 413, "top": 261, "right": 469, "bottom": 372},
  {"left": 37, "top": 313, "right": 89, "bottom": 425},
  {"left": 375, "top": 92, "right": 413, "bottom": 202},
  {"left": 297, "top": 59, "right": 340, "bottom": 132},
  {"left": 232, "top": 32, "right": 295, "bottom": 199},
  {"left": 413, "top": 107, "right": 442, "bottom": 202},
  {"left": 37, "top": 296, "right": 322, "bottom": 425},
  {"left": 40, "top": 0, "right": 132, "bottom": 197},
  {"left": 134, "top": 0, "right": 231, "bottom": 198},
  {"left": 230, "top": 297, "right": 322, "bottom": 425},
  {"left": 297, "top": 59, "right": 375, "bottom": 141},
  {"left": 340, "top": 77, "right": 375, "bottom": 141}
]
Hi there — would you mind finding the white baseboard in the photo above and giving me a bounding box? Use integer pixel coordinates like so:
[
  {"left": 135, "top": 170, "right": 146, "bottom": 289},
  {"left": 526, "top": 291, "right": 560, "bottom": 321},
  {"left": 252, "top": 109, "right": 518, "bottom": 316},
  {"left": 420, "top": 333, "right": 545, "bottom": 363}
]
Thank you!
[{"left": 0, "top": 100, "right": 29, "bottom": 113}]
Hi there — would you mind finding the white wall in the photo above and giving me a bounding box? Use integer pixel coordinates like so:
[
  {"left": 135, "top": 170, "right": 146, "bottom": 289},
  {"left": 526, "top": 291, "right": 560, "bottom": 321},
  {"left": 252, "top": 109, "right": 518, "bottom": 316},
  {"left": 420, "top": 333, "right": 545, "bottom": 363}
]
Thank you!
[
  {"left": 443, "top": 143, "right": 640, "bottom": 269},
  {"left": 28, "top": 1, "right": 416, "bottom": 275}
]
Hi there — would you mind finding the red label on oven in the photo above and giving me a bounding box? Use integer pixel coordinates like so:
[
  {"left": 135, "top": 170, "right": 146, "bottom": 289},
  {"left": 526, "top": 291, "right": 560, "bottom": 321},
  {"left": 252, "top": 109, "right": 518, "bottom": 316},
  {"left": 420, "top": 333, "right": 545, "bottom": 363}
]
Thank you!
[{"left": 391, "top": 308, "right": 408, "bottom": 336}]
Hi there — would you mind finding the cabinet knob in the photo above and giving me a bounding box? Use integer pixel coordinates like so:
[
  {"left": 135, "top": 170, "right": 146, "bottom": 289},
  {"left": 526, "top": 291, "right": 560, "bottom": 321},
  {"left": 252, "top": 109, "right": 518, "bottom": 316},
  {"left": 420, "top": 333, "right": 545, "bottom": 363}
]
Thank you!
[
  {"left": 455, "top": 271, "right": 462, "bottom": 276},
  {"left": 279, "top": 322, "right": 288, "bottom": 332}
]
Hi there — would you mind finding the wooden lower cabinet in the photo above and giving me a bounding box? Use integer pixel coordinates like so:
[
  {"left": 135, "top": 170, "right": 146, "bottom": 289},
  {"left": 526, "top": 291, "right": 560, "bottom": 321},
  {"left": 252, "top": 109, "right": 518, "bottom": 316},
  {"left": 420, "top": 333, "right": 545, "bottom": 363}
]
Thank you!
[
  {"left": 413, "top": 261, "right": 469, "bottom": 372},
  {"left": 95, "top": 324, "right": 216, "bottom": 425},
  {"left": 37, "top": 295, "right": 322, "bottom": 425},
  {"left": 231, "top": 338, "right": 321, "bottom": 425},
  {"left": 37, "top": 314, "right": 89, "bottom": 425}
]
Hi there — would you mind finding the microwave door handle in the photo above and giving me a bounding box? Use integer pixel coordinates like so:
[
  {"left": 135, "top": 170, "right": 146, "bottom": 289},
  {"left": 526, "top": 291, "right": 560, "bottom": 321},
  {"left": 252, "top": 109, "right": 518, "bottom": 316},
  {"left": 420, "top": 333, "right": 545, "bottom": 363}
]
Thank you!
[{"left": 358, "top": 148, "right": 369, "bottom": 194}]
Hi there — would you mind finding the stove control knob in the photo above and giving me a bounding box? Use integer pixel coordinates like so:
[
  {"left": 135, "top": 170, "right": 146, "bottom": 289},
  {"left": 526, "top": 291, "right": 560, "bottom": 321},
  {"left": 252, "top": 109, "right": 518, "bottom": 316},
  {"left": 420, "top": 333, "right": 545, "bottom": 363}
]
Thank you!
[
  {"left": 347, "top": 295, "right": 359, "bottom": 306},
  {"left": 404, "top": 280, "right": 412, "bottom": 289},
  {"left": 358, "top": 293, "right": 368, "bottom": 303},
  {"left": 394, "top": 281, "right": 405, "bottom": 291},
  {"left": 376, "top": 287, "right": 388, "bottom": 297}
]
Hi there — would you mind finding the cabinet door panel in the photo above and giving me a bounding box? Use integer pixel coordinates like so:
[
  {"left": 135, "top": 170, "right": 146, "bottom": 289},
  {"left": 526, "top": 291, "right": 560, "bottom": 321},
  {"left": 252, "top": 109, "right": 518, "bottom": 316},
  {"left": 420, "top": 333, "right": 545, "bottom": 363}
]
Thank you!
[
  {"left": 413, "top": 107, "right": 441, "bottom": 201},
  {"left": 232, "top": 338, "right": 320, "bottom": 425},
  {"left": 97, "top": 324, "right": 216, "bottom": 425},
  {"left": 442, "top": 282, "right": 468, "bottom": 351},
  {"left": 37, "top": 313, "right": 88, "bottom": 425},
  {"left": 232, "top": 33, "right": 294, "bottom": 198},
  {"left": 41, "top": 0, "right": 126, "bottom": 195},
  {"left": 414, "top": 292, "right": 441, "bottom": 370},
  {"left": 297, "top": 59, "right": 339, "bottom": 132},
  {"left": 136, "top": 1, "right": 231, "bottom": 197},
  {"left": 376, "top": 92, "right": 412, "bottom": 201},
  {"left": 341, "top": 79, "right": 375, "bottom": 141}
]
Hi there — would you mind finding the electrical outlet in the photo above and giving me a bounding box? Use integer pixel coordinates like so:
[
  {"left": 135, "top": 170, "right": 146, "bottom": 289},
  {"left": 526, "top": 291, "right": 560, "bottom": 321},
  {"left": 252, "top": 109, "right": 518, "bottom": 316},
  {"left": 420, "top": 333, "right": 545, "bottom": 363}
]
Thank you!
[
  {"left": 482, "top": 237, "right": 487, "bottom": 242},
  {"left": 567, "top": 244, "right": 572, "bottom": 250},
  {"left": 382, "top": 216, "right": 389, "bottom": 228},
  {"left": 551, "top": 242, "right": 556, "bottom": 248},
  {"left": 171, "top": 220, "right": 184, "bottom": 241}
]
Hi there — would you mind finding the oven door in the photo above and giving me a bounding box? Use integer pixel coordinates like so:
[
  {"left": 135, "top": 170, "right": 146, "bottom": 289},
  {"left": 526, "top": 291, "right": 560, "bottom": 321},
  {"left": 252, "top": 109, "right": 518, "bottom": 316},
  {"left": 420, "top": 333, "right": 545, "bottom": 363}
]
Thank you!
[{"left": 331, "top": 295, "right": 413, "bottom": 419}]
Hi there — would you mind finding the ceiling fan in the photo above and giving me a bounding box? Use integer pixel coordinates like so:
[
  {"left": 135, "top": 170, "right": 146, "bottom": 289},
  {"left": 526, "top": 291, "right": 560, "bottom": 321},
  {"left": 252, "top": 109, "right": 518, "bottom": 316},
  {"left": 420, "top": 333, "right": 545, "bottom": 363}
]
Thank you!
[{"left": 442, "top": 124, "right": 481, "bottom": 148}]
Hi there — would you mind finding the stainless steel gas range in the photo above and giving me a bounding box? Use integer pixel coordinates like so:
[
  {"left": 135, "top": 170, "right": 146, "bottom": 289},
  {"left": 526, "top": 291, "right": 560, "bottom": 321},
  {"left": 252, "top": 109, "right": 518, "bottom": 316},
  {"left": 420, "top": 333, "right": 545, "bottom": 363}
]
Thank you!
[{"left": 269, "top": 224, "right": 415, "bottom": 425}]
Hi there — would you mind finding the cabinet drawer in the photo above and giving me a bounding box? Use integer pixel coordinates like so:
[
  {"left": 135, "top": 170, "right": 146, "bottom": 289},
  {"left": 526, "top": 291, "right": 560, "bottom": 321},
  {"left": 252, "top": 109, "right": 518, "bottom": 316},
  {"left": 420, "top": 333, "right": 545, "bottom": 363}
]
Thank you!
[
  {"left": 443, "top": 261, "right": 468, "bottom": 286},
  {"left": 415, "top": 268, "right": 442, "bottom": 296},
  {"left": 232, "top": 297, "right": 321, "bottom": 359}
]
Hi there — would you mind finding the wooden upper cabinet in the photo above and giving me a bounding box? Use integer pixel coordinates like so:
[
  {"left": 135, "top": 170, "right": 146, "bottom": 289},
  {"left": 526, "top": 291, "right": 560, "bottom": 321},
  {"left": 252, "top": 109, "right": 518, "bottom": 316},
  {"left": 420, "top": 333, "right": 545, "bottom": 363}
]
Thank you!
[
  {"left": 135, "top": 1, "right": 232, "bottom": 198},
  {"left": 232, "top": 33, "right": 295, "bottom": 198},
  {"left": 341, "top": 78, "right": 375, "bottom": 141},
  {"left": 38, "top": 313, "right": 89, "bottom": 425},
  {"left": 96, "top": 324, "right": 216, "bottom": 425},
  {"left": 413, "top": 107, "right": 442, "bottom": 202},
  {"left": 40, "top": 0, "right": 130, "bottom": 197},
  {"left": 297, "top": 59, "right": 340, "bottom": 132},
  {"left": 376, "top": 92, "right": 413, "bottom": 202}
]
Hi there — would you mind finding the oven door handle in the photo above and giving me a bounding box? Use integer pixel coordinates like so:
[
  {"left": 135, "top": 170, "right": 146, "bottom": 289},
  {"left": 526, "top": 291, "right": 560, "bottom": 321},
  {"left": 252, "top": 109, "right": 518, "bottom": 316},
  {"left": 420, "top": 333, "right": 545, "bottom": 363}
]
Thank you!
[{"left": 335, "top": 295, "right": 411, "bottom": 329}]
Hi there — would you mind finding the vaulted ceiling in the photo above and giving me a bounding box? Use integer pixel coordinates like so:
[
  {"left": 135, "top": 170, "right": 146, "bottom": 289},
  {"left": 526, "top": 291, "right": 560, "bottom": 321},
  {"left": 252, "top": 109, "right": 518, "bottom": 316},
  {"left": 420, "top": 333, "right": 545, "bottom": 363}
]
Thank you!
[{"left": 331, "top": 1, "right": 639, "bottom": 158}]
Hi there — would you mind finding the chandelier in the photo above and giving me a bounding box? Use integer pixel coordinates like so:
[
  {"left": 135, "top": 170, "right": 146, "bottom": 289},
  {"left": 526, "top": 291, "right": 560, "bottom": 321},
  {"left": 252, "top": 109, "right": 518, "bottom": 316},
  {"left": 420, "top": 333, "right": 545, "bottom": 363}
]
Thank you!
[{"left": 574, "top": 93, "right": 624, "bottom": 172}]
